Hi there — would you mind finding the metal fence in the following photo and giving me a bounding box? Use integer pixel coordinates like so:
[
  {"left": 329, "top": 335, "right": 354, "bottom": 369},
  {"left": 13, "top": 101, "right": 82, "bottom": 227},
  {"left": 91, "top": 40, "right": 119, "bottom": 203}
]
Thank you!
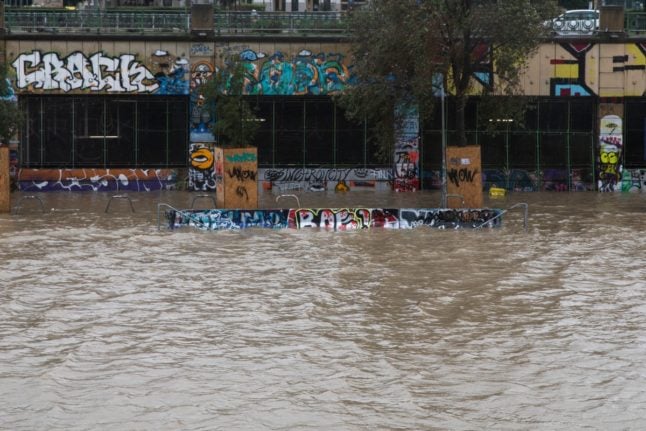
[
  {"left": 625, "top": 10, "right": 646, "bottom": 35},
  {"left": 3, "top": 9, "right": 349, "bottom": 35},
  {"left": 2, "top": 9, "right": 645, "bottom": 36},
  {"left": 4, "top": 9, "right": 189, "bottom": 34}
]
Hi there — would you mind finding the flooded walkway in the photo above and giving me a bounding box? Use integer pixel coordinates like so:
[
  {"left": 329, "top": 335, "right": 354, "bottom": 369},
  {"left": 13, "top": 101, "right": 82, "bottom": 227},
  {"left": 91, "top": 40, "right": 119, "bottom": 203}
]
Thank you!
[{"left": 1, "top": 190, "right": 645, "bottom": 430}]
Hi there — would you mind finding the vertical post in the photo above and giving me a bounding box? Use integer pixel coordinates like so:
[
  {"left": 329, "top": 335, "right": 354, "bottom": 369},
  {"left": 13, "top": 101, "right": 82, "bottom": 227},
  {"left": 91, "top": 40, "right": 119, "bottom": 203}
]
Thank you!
[
  {"left": 0, "top": 146, "right": 9, "bottom": 213},
  {"left": 440, "top": 85, "right": 447, "bottom": 207},
  {"left": 505, "top": 121, "right": 510, "bottom": 190}
]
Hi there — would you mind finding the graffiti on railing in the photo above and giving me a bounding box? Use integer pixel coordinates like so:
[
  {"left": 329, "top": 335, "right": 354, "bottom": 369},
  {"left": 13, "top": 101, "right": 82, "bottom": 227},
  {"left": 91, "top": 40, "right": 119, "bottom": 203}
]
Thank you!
[{"left": 167, "top": 207, "right": 504, "bottom": 231}]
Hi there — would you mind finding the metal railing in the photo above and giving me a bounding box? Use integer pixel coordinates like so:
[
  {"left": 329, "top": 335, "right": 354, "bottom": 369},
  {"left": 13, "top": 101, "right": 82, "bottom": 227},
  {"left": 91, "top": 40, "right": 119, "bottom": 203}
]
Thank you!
[
  {"left": 3, "top": 9, "right": 348, "bottom": 35},
  {"left": 5, "top": 9, "right": 189, "bottom": 34},
  {"left": 276, "top": 194, "right": 301, "bottom": 208},
  {"left": 4, "top": 9, "right": 644, "bottom": 36},
  {"left": 213, "top": 11, "right": 348, "bottom": 35},
  {"left": 191, "top": 194, "right": 216, "bottom": 209},
  {"left": 12, "top": 195, "right": 45, "bottom": 214},
  {"left": 475, "top": 203, "right": 528, "bottom": 232},
  {"left": 625, "top": 11, "right": 646, "bottom": 35},
  {"left": 157, "top": 202, "right": 209, "bottom": 230},
  {"left": 105, "top": 194, "right": 135, "bottom": 213}
]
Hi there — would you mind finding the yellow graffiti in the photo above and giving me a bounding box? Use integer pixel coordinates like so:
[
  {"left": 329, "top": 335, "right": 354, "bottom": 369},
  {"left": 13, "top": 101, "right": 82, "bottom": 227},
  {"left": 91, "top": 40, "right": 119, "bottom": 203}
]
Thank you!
[
  {"left": 554, "top": 64, "right": 578, "bottom": 79},
  {"left": 190, "top": 147, "right": 214, "bottom": 170},
  {"left": 600, "top": 151, "right": 618, "bottom": 165}
]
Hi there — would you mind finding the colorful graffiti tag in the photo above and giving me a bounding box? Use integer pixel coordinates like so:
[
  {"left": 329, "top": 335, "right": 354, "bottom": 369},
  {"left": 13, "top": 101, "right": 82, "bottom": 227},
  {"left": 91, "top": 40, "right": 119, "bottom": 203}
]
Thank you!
[
  {"left": 220, "top": 49, "right": 354, "bottom": 96},
  {"left": 260, "top": 167, "right": 393, "bottom": 191},
  {"left": 394, "top": 106, "right": 420, "bottom": 192},
  {"left": 598, "top": 115, "right": 623, "bottom": 192},
  {"left": 166, "top": 207, "right": 503, "bottom": 230},
  {"left": 547, "top": 42, "right": 646, "bottom": 97},
  {"left": 10, "top": 50, "right": 189, "bottom": 95},
  {"left": 188, "top": 143, "right": 216, "bottom": 191},
  {"left": 17, "top": 168, "right": 177, "bottom": 191},
  {"left": 621, "top": 168, "right": 646, "bottom": 193}
]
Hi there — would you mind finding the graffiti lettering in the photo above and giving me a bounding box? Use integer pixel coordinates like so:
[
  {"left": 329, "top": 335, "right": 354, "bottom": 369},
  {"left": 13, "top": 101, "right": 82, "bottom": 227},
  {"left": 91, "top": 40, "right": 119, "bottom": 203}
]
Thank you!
[
  {"left": 448, "top": 168, "right": 478, "bottom": 187},
  {"left": 190, "top": 43, "right": 214, "bottom": 56},
  {"left": 12, "top": 51, "right": 158, "bottom": 93},
  {"left": 263, "top": 168, "right": 390, "bottom": 183},
  {"left": 225, "top": 152, "right": 257, "bottom": 163},
  {"left": 17, "top": 168, "right": 176, "bottom": 191},
  {"left": 235, "top": 186, "right": 249, "bottom": 200},
  {"left": 228, "top": 166, "right": 257, "bottom": 182},
  {"left": 293, "top": 208, "right": 371, "bottom": 230},
  {"left": 168, "top": 209, "right": 290, "bottom": 230},
  {"left": 168, "top": 207, "right": 503, "bottom": 230}
]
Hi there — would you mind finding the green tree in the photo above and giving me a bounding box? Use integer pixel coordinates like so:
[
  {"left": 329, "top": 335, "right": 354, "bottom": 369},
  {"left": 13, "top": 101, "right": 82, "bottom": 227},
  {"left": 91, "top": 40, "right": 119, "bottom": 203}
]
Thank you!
[
  {"left": 337, "top": 0, "right": 560, "bottom": 151},
  {"left": 202, "top": 55, "right": 261, "bottom": 148},
  {"left": 0, "top": 64, "right": 23, "bottom": 147}
]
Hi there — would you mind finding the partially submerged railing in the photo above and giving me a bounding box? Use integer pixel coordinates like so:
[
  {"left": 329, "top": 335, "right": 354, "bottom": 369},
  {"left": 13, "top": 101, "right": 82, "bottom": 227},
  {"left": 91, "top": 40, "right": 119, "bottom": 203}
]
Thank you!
[
  {"left": 157, "top": 202, "right": 211, "bottom": 230},
  {"left": 276, "top": 194, "right": 301, "bottom": 208},
  {"left": 191, "top": 194, "right": 216, "bottom": 209},
  {"left": 160, "top": 206, "right": 505, "bottom": 231},
  {"left": 12, "top": 195, "right": 45, "bottom": 214},
  {"left": 105, "top": 194, "right": 135, "bottom": 213},
  {"left": 475, "top": 202, "right": 528, "bottom": 232}
]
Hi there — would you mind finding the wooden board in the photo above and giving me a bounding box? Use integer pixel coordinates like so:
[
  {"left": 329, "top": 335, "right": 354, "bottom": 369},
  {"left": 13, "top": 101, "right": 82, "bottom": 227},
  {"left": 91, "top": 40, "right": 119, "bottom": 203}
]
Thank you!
[
  {"left": 0, "top": 147, "right": 9, "bottom": 213},
  {"left": 446, "top": 146, "right": 483, "bottom": 208},
  {"left": 215, "top": 147, "right": 258, "bottom": 209}
]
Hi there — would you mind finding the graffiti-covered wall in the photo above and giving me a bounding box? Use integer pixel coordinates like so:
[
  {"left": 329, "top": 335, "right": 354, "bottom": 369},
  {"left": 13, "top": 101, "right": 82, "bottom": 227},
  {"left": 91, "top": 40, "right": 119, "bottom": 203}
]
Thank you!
[
  {"left": 521, "top": 42, "right": 646, "bottom": 98},
  {"left": 7, "top": 40, "right": 643, "bottom": 98},
  {"left": 8, "top": 42, "right": 190, "bottom": 95},
  {"left": 3, "top": 38, "right": 646, "bottom": 193}
]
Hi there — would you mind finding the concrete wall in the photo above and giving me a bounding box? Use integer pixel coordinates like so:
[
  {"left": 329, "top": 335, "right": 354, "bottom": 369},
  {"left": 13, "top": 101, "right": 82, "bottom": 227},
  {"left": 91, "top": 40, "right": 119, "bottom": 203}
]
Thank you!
[
  {"left": 3, "top": 38, "right": 646, "bottom": 194},
  {"left": 5, "top": 40, "right": 645, "bottom": 98}
]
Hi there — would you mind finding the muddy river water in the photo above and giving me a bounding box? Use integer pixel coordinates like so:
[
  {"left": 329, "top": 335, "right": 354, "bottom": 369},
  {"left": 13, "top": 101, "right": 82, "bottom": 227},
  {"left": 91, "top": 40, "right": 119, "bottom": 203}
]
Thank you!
[{"left": 1, "top": 190, "right": 645, "bottom": 430}]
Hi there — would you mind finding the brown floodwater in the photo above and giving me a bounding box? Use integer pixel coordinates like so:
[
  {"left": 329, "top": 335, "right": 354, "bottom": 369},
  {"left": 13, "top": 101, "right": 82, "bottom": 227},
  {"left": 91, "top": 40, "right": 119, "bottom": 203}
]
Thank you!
[{"left": 0, "top": 190, "right": 645, "bottom": 430}]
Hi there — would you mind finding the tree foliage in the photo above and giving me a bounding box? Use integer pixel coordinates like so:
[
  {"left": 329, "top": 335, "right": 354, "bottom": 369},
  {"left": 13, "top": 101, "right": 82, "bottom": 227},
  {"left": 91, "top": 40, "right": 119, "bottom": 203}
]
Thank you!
[
  {"left": 201, "top": 55, "right": 261, "bottom": 148},
  {"left": 337, "top": 0, "right": 560, "bottom": 150},
  {"left": 0, "top": 64, "right": 23, "bottom": 146}
]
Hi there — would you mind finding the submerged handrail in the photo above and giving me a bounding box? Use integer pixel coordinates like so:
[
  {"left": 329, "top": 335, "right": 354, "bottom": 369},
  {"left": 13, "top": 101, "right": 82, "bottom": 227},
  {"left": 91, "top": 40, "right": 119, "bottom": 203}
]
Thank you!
[
  {"left": 276, "top": 194, "right": 301, "bottom": 208},
  {"left": 13, "top": 195, "right": 45, "bottom": 214},
  {"left": 157, "top": 202, "right": 211, "bottom": 231},
  {"left": 105, "top": 194, "right": 135, "bottom": 213},
  {"left": 476, "top": 202, "right": 528, "bottom": 232},
  {"left": 191, "top": 194, "right": 217, "bottom": 209}
]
